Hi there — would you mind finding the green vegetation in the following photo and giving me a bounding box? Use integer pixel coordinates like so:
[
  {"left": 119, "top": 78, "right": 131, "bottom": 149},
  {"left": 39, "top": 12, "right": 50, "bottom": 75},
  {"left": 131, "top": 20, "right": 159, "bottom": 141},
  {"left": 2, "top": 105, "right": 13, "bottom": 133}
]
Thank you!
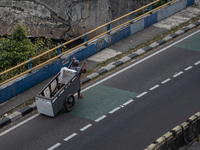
[
  {"left": 0, "top": 22, "right": 66, "bottom": 82},
  {"left": 0, "top": 22, "right": 36, "bottom": 74},
  {"left": 0, "top": 97, "right": 36, "bottom": 119},
  {"left": 136, "top": 0, "right": 167, "bottom": 17}
]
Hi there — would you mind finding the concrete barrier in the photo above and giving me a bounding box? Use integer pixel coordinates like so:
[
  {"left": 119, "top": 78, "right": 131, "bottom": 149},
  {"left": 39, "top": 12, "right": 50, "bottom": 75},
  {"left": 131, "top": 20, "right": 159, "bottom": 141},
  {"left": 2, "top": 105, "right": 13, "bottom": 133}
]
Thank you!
[
  {"left": 145, "top": 112, "right": 200, "bottom": 150},
  {"left": 0, "top": 0, "right": 195, "bottom": 103}
]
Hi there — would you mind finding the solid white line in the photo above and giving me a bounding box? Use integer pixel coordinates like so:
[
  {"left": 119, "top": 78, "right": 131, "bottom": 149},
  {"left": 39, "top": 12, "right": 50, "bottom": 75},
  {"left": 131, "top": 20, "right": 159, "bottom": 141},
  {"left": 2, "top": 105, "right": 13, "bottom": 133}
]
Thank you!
[
  {"left": 194, "top": 61, "right": 200, "bottom": 65},
  {"left": 47, "top": 143, "right": 61, "bottom": 150},
  {"left": 161, "top": 78, "right": 171, "bottom": 84},
  {"left": 123, "top": 99, "right": 134, "bottom": 106},
  {"left": 185, "top": 66, "right": 193, "bottom": 71},
  {"left": 95, "top": 115, "right": 106, "bottom": 122},
  {"left": 64, "top": 133, "right": 77, "bottom": 141},
  {"left": 0, "top": 113, "right": 40, "bottom": 137},
  {"left": 149, "top": 85, "right": 160, "bottom": 91},
  {"left": 2, "top": 27, "right": 200, "bottom": 138},
  {"left": 136, "top": 92, "right": 148, "bottom": 98},
  {"left": 82, "top": 29, "right": 200, "bottom": 93},
  {"left": 109, "top": 107, "right": 120, "bottom": 114},
  {"left": 80, "top": 124, "right": 92, "bottom": 131},
  {"left": 173, "top": 71, "right": 183, "bottom": 77}
]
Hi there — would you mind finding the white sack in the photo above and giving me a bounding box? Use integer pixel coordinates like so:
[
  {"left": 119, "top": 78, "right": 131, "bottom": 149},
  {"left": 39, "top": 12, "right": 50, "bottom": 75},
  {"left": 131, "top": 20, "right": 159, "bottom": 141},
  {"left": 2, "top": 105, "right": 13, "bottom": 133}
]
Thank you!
[{"left": 58, "top": 67, "right": 77, "bottom": 84}]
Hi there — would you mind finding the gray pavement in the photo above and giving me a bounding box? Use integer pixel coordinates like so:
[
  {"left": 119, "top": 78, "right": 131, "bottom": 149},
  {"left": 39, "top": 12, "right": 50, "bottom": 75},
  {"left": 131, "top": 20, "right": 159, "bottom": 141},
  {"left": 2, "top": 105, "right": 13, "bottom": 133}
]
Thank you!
[
  {"left": 1, "top": 4, "right": 200, "bottom": 117},
  {"left": 1, "top": 4, "right": 200, "bottom": 149},
  {"left": 0, "top": 25, "right": 167, "bottom": 116},
  {"left": 185, "top": 140, "right": 200, "bottom": 150}
]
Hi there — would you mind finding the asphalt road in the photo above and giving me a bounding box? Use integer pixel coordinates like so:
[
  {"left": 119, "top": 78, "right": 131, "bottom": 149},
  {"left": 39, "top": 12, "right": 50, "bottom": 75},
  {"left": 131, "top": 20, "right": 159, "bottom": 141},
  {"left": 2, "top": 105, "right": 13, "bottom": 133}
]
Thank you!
[{"left": 1, "top": 28, "right": 200, "bottom": 150}]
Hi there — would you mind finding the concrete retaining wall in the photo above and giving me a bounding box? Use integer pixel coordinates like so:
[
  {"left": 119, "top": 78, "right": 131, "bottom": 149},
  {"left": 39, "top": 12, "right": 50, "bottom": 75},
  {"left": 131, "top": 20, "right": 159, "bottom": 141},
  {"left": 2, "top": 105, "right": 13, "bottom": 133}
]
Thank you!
[
  {"left": 0, "top": 0, "right": 195, "bottom": 103},
  {"left": 145, "top": 112, "right": 200, "bottom": 150}
]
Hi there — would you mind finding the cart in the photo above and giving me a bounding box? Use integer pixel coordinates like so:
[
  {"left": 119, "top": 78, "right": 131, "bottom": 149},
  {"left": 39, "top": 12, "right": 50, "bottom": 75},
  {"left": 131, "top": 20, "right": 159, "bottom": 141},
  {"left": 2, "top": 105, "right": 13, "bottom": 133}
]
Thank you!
[{"left": 35, "top": 60, "right": 84, "bottom": 117}]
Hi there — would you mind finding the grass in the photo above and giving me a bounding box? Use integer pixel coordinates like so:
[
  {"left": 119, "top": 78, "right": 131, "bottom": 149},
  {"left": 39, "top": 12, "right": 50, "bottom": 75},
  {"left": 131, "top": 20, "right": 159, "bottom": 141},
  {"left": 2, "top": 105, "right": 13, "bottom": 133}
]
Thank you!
[
  {"left": 2, "top": 13, "right": 200, "bottom": 119},
  {"left": 81, "top": 14, "right": 200, "bottom": 83},
  {"left": 0, "top": 97, "right": 35, "bottom": 119}
]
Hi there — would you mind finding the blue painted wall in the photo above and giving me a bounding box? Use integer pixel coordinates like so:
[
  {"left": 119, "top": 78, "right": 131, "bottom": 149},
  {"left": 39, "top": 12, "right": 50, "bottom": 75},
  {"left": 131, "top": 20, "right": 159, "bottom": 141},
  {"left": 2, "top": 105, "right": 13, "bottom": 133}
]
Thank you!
[
  {"left": 144, "top": 13, "right": 157, "bottom": 28},
  {"left": 0, "top": 0, "right": 195, "bottom": 103}
]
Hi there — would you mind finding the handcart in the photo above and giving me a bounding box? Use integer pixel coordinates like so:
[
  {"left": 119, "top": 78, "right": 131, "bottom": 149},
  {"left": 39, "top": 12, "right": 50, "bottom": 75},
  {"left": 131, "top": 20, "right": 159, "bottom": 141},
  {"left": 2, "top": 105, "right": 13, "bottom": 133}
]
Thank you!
[{"left": 35, "top": 60, "right": 84, "bottom": 117}]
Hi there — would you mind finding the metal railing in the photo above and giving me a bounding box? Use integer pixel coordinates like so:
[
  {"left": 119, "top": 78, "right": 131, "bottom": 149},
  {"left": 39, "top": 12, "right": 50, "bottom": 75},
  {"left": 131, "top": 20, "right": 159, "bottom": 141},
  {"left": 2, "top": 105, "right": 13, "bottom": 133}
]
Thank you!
[{"left": 0, "top": 0, "right": 173, "bottom": 86}]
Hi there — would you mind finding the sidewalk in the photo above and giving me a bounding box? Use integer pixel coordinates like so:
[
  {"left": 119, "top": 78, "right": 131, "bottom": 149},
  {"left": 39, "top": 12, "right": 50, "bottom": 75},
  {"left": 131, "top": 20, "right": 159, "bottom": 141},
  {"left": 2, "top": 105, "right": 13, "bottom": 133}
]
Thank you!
[
  {"left": 185, "top": 140, "right": 200, "bottom": 150},
  {"left": 1, "top": 5, "right": 200, "bottom": 132}
]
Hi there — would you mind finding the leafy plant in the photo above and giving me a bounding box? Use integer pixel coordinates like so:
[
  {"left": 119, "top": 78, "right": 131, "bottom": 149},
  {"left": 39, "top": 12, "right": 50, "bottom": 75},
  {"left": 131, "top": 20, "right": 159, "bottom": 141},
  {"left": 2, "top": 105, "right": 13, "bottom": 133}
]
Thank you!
[
  {"left": 0, "top": 22, "right": 36, "bottom": 80},
  {"left": 0, "top": 22, "right": 66, "bottom": 82}
]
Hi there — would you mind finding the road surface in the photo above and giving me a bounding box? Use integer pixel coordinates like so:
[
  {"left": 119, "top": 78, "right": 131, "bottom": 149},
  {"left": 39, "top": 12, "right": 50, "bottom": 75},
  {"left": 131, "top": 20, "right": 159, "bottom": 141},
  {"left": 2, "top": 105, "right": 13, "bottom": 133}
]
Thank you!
[{"left": 1, "top": 28, "right": 200, "bottom": 150}]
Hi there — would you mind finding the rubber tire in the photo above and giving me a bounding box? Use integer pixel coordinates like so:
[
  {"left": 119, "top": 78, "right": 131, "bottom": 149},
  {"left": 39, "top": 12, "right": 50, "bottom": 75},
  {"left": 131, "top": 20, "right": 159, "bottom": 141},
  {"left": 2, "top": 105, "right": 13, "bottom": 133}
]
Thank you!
[{"left": 64, "top": 95, "right": 75, "bottom": 112}]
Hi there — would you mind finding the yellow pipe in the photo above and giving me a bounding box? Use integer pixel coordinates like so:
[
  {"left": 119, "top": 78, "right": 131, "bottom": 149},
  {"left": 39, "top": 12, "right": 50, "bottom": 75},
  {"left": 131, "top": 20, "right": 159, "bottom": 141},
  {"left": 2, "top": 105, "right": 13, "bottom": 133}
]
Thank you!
[
  {"left": 1, "top": 0, "right": 171, "bottom": 84},
  {"left": 89, "top": 30, "right": 111, "bottom": 42},
  {"left": 1, "top": 59, "right": 31, "bottom": 75},
  {"left": 134, "top": 0, "right": 160, "bottom": 13},
  {"left": 33, "top": 42, "right": 88, "bottom": 70},
  {"left": 112, "top": 0, "right": 160, "bottom": 23},
  {"left": 33, "top": 55, "right": 62, "bottom": 70},
  {"left": 1, "top": 69, "right": 32, "bottom": 85},
  {"left": 62, "top": 42, "right": 87, "bottom": 55},
  {"left": 0, "top": 0, "right": 161, "bottom": 76},
  {"left": 88, "top": 22, "right": 111, "bottom": 34},
  {"left": 134, "top": 10, "right": 153, "bottom": 21},
  {"left": 153, "top": 1, "right": 172, "bottom": 11},
  {"left": 33, "top": 35, "right": 85, "bottom": 60}
]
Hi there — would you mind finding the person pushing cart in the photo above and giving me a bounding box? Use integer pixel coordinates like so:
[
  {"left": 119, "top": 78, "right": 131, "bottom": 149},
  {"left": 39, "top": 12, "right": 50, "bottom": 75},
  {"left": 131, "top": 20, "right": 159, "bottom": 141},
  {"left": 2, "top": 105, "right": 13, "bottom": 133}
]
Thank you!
[
  {"left": 71, "top": 56, "right": 87, "bottom": 99},
  {"left": 35, "top": 57, "right": 87, "bottom": 117}
]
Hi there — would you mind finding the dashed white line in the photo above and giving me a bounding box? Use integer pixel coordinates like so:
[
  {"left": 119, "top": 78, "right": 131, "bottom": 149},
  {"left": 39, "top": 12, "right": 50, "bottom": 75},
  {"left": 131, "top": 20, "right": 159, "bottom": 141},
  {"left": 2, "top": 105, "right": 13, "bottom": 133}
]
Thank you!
[
  {"left": 136, "top": 91, "right": 148, "bottom": 98},
  {"left": 173, "top": 71, "right": 183, "bottom": 77},
  {"left": 194, "top": 61, "right": 200, "bottom": 65},
  {"left": 149, "top": 85, "right": 160, "bottom": 91},
  {"left": 80, "top": 124, "right": 92, "bottom": 131},
  {"left": 47, "top": 143, "right": 61, "bottom": 150},
  {"left": 95, "top": 115, "right": 106, "bottom": 122},
  {"left": 64, "top": 133, "right": 77, "bottom": 142},
  {"left": 185, "top": 66, "right": 193, "bottom": 71},
  {"left": 123, "top": 99, "right": 134, "bottom": 106},
  {"left": 1, "top": 28, "right": 200, "bottom": 138},
  {"left": 161, "top": 78, "right": 171, "bottom": 84},
  {"left": 109, "top": 107, "right": 120, "bottom": 114},
  {"left": 0, "top": 113, "right": 40, "bottom": 137}
]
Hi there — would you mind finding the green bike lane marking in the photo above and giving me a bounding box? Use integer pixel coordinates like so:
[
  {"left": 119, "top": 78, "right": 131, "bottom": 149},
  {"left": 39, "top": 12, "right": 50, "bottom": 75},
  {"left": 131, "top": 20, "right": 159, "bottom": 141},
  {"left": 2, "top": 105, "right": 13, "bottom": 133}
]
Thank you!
[
  {"left": 70, "top": 84, "right": 139, "bottom": 121},
  {"left": 174, "top": 31, "right": 200, "bottom": 52},
  {"left": 70, "top": 31, "right": 200, "bottom": 121}
]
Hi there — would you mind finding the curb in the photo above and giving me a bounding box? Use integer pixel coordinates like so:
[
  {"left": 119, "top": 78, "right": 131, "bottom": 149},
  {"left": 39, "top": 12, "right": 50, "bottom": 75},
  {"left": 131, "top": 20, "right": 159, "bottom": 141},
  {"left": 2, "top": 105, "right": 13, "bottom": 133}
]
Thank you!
[
  {"left": 145, "top": 112, "right": 200, "bottom": 150},
  {"left": 0, "top": 103, "right": 36, "bottom": 128},
  {"left": 81, "top": 19, "right": 200, "bottom": 83},
  {"left": 1, "top": 20, "right": 200, "bottom": 129}
]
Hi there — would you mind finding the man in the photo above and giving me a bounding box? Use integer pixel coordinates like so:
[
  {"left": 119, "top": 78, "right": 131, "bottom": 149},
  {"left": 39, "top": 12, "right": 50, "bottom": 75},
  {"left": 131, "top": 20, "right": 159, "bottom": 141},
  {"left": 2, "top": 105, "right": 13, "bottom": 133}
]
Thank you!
[{"left": 71, "top": 57, "right": 87, "bottom": 99}]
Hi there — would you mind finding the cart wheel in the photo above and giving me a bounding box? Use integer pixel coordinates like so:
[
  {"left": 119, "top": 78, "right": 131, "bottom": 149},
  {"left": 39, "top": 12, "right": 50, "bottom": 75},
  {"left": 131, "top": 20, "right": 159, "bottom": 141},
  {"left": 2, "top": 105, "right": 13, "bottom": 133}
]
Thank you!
[{"left": 64, "top": 95, "right": 75, "bottom": 112}]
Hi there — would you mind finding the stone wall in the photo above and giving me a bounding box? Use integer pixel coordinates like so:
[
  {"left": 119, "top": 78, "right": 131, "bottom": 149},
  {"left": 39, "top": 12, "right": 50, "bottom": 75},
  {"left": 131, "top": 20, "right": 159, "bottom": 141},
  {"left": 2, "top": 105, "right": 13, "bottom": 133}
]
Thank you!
[{"left": 0, "top": 0, "right": 149, "bottom": 40}]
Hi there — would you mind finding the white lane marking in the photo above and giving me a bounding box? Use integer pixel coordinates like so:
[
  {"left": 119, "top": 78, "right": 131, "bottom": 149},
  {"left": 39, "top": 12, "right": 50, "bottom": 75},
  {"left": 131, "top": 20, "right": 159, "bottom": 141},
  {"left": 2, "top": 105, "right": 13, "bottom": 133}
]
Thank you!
[
  {"left": 123, "top": 99, "right": 134, "bottom": 106},
  {"left": 64, "top": 133, "right": 77, "bottom": 142},
  {"left": 194, "top": 60, "right": 200, "bottom": 65},
  {"left": 149, "top": 85, "right": 160, "bottom": 91},
  {"left": 2, "top": 28, "right": 200, "bottom": 137},
  {"left": 109, "top": 107, "right": 120, "bottom": 114},
  {"left": 47, "top": 143, "right": 61, "bottom": 150},
  {"left": 80, "top": 124, "right": 92, "bottom": 131},
  {"left": 185, "top": 66, "right": 193, "bottom": 71},
  {"left": 173, "top": 71, "right": 183, "bottom": 77},
  {"left": 0, "top": 113, "right": 39, "bottom": 137},
  {"left": 136, "top": 92, "right": 148, "bottom": 98},
  {"left": 95, "top": 115, "right": 106, "bottom": 122},
  {"left": 82, "top": 29, "right": 200, "bottom": 93},
  {"left": 161, "top": 78, "right": 171, "bottom": 84}
]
